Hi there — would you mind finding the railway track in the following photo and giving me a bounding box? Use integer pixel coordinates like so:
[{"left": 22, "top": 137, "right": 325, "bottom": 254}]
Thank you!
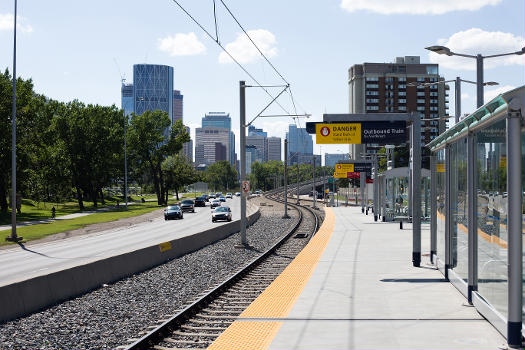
[{"left": 119, "top": 189, "right": 322, "bottom": 350}]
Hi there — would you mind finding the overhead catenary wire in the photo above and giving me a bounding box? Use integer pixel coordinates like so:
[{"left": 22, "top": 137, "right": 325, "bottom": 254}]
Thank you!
[
  {"left": 170, "top": 0, "right": 291, "bottom": 116},
  {"left": 212, "top": 0, "right": 219, "bottom": 43},
  {"left": 218, "top": 0, "right": 289, "bottom": 86}
]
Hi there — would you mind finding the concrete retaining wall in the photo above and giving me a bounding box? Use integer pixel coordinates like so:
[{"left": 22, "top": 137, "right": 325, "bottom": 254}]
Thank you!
[{"left": 0, "top": 206, "right": 260, "bottom": 323}]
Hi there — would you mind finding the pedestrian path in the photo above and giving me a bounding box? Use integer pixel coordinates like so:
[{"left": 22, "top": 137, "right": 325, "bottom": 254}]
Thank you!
[
  {"left": 0, "top": 198, "right": 159, "bottom": 231},
  {"left": 209, "top": 206, "right": 506, "bottom": 350}
]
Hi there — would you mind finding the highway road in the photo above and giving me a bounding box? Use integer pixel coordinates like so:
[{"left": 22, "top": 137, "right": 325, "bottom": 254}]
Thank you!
[{"left": 0, "top": 198, "right": 243, "bottom": 287}]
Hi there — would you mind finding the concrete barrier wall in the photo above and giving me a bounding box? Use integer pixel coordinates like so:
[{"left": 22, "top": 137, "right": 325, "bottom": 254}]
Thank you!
[{"left": 0, "top": 205, "right": 260, "bottom": 323}]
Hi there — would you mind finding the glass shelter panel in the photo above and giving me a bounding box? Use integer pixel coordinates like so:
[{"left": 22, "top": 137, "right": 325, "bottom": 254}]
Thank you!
[
  {"left": 476, "top": 119, "right": 508, "bottom": 318},
  {"left": 436, "top": 149, "right": 446, "bottom": 264},
  {"left": 522, "top": 125, "right": 525, "bottom": 332},
  {"left": 450, "top": 139, "right": 468, "bottom": 282},
  {"left": 421, "top": 177, "right": 430, "bottom": 221}
]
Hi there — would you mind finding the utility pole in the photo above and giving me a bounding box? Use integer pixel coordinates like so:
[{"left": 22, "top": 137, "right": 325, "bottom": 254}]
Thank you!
[
  {"left": 283, "top": 139, "right": 290, "bottom": 218},
  {"left": 7, "top": 0, "right": 22, "bottom": 243},
  {"left": 239, "top": 81, "right": 248, "bottom": 246},
  {"left": 323, "top": 167, "right": 326, "bottom": 205},
  {"left": 296, "top": 163, "right": 300, "bottom": 204}
]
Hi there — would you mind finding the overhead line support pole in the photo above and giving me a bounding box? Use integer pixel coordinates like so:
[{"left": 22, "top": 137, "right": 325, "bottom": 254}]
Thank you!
[{"left": 239, "top": 81, "right": 248, "bottom": 246}]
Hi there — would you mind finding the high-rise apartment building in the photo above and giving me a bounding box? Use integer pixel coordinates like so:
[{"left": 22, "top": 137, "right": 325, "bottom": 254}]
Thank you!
[
  {"left": 286, "top": 124, "right": 314, "bottom": 165},
  {"left": 267, "top": 137, "right": 282, "bottom": 162},
  {"left": 348, "top": 56, "right": 448, "bottom": 159},
  {"left": 201, "top": 112, "right": 235, "bottom": 165},
  {"left": 325, "top": 153, "right": 350, "bottom": 167},
  {"left": 195, "top": 128, "right": 230, "bottom": 165}
]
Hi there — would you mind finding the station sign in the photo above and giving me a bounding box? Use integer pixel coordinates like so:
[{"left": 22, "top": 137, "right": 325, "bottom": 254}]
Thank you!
[
  {"left": 309, "top": 121, "right": 407, "bottom": 145},
  {"left": 335, "top": 162, "right": 372, "bottom": 172}
]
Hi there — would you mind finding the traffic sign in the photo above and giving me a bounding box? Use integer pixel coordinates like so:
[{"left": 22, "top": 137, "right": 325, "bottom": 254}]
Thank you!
[{"left": 242, "top": 180, "right": 250, "bottom": 193}]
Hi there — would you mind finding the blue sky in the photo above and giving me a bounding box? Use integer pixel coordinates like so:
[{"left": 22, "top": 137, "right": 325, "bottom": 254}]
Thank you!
[{"left": 1, "top": 0, "right": 524, "bottom": 161}]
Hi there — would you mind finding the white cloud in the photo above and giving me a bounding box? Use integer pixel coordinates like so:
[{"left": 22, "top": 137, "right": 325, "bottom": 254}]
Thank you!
[
  {"left": 428, "top": 28, "right": 525, "bottom": 70},
  {"left": 219, "top": 29, "right": 277, "bottom": 64},
  {"left": 0, "top": 13, "right": 33, "bottom": 33},
  {"left": 484, "top": 85, "right": 516, "bottom": 103},
  {"left": 461, "top": 93, "right": 471, "bottom": 100},
  {"left": 340, "top": 0, "right": 501, "bottom": 15},
  {"left": 157, "top": 32, "right": 206, "bottom": 56}
]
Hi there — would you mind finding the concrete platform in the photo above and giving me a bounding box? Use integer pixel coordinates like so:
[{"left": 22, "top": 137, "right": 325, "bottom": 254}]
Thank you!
[{"left": 209, "top": 206, "right": 506, "bottom": 350}]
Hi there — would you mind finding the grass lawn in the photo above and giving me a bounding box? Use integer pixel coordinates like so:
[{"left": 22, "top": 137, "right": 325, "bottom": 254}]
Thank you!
[{"left": 0, "top": 196, "right": 180, "bottom": 246}]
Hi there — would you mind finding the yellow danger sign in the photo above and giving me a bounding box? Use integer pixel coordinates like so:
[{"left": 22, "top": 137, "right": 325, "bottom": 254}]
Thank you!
[
  {"left": 499, "top": 156, "right": 506, "bottom": 169},
  {"left": 436, "top": 163, "right": 445, "bottom": 173},
  {"left": 316, "top": 123, "right": 361, "bottom": 144},
  {"left": 335, "top": 163, "right": 354, "bottom": 172}
]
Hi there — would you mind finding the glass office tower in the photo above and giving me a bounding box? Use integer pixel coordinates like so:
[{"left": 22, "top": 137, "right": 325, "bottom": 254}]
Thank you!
[{"left": 133, "top": 64, "right": 174, "bottom": 122}]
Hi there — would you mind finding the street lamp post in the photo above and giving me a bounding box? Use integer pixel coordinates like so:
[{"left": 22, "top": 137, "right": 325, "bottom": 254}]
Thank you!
[
  {"left": 425, "top": 45, "right": 524, "bottom": 108},
  {"left": 409, "top": 78, "right": 498, "bottom": 123},
  {"left": 7, "top": 0, "right": 22, "bottom": 243}
]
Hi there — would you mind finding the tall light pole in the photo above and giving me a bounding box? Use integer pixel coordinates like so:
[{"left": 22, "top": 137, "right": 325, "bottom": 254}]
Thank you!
[
  {"left": 425, "top": 45, "right": 524, "bottom": 108},
  {"left": 124, "top": 112, "right": 128, "bottom": 210},
  {"left": 7, "top": 0, "right": 22, "bottom": 243},
  {"left": 409, "top": 78, "right": 498, "bottom": 123}
]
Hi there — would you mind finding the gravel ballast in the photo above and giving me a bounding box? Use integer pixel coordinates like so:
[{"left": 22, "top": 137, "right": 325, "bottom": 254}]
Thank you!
[{"left": 0, "top": 199, "right": 299, "bottom": 350}]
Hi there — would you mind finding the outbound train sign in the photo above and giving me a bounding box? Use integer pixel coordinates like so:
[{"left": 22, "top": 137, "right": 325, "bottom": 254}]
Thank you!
[
  {"left": 333, "top": 162, "right": 372, "bottom": 178},
  {"left": 307, "top": 121, "right": 407, "bottom": 145}
]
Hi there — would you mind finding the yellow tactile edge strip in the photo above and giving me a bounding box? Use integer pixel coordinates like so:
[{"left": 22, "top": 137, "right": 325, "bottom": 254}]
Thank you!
[{"left": 208, "top": 207, "right": 336, "bottom": 350}]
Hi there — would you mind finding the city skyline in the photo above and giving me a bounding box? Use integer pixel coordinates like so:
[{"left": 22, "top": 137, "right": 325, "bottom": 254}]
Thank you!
[{"left": 1, "top": 0, "right": 523, "bottom": 160}]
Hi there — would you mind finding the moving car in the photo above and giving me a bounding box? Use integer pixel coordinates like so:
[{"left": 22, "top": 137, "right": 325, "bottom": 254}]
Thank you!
[
  {"left": 235, "top": 192, "right": 241, "bottom": 197},
  {"left": 180, "top": 199, "right": 195, "bottom": 213},
  {"left": 209, "top": 193, "right": 216, "bottom": 199},
  {"left": 226, "top": 193, "right": 233, "bottom": 199},
  {"left": 215, "top": 192, "right": 223, "bottom": 198},
  {"left": 219, "top": 196, "right": 226, "bottom": 202},
  {"left": 212, "top": 206, "right": 232, "bottom": 222},
  {"left": 164, "top": 205, "right": 183, "bottom": 220},
  {"left": 210, "top": 199, "right": 221, "bottom": 209},
  {"left": 201, "top": 194, "right": 209, "bottom": 201},
  {"left": 194, "top": 196, "right": 206, "bottom": 207}
]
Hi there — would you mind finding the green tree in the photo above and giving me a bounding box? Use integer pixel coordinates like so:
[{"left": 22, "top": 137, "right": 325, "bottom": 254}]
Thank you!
[
  {"left": 127, "top": 113, "right": 189, "bottom": 205},
  {"left": 0, "top": 69, "right": 36, "bottom": 213},
  {"left": 206, "top": 161, "right": 238, "bottom": 191},
  {"left": 52, "top": 101, "right": 125, "bottom": 209},
  {"left": 162, "top": 154, "right": 197, "bottom": 201}
]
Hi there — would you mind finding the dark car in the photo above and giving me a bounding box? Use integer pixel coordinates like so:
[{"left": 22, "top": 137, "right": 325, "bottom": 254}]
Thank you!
[
  {"left": 180, "top": 199, "right": 195, "bottom": 213},
  {"left": 219, "top": 196, "right": 226, "bottom": 202},
  {"left": 201, "top": 194, "right": 209, "bottom": 202},
  {"left": 194, "top": 196, "right": 206, "bottom": 207},
  {"left": 212, "top": 206, "right": 232, "bottom": 222},
  {"left": 164, "top": 205, "right": 183, "bottom": 220}
]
